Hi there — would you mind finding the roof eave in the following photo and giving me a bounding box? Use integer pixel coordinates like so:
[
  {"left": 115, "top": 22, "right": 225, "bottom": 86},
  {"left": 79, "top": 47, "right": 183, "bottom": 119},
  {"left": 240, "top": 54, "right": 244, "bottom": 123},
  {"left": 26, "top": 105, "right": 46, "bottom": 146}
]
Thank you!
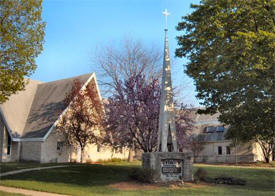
[{"left": 13, "top": 137, "right": 44, "bottom": 142}]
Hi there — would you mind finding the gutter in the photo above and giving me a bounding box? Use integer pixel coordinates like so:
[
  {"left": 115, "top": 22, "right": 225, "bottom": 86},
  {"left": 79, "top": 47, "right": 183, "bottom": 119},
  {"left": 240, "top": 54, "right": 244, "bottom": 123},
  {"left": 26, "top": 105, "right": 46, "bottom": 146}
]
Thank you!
[{"left": 12, "top": 138, "right": 44, "bottom": 142}]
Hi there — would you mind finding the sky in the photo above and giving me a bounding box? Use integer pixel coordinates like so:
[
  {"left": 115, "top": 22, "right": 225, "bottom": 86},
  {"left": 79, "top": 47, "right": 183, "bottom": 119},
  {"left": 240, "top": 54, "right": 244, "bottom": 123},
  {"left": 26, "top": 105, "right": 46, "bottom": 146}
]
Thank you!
[{"left": 32, "top": 0, "right": 201, "bottom": 106}]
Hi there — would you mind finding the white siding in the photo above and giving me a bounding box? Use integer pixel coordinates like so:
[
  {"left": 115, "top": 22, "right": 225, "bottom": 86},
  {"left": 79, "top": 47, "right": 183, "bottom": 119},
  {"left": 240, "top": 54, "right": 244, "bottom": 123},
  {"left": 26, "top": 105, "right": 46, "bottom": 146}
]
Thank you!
[
  {"left": 41, "top": 130, "right": 71, "bottom": 163},
  {"left": 21, "top": 141, "right": 42, "bottom": 162}
]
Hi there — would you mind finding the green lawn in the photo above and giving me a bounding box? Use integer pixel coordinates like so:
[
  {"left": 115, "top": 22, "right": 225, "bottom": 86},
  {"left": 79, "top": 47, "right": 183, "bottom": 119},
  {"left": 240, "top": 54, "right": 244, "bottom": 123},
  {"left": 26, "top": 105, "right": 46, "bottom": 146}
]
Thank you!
[
  {"left": 0, "top": 162, "right": 64, "bottom": 173},
  {"left": 196, "top": 161, "right": 275, "bottom": 168},
  {"left": 0, "top": 162, "right": 274, "bottom": 196}
]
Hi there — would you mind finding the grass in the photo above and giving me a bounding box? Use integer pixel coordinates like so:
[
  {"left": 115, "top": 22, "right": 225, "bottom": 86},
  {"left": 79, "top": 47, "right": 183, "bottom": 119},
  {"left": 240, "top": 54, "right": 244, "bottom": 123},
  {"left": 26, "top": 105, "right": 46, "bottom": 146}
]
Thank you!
[
  {"left": 194, "top": 164, "right": 275, "bottom": 191},
  {"left": 254, "top": 161, "right": 275, "bottom": 167},
  {"left": 0, "top": 161, "right": 274, "bottom": 196},
  {"left": 0, "top": 162, "right": 64, "bottom": 173},
  {"left": 0, "top": 160, "right": 133, "bottom": 174},
  {"left": 196, "top": 161, "right": 275, "bottom": 168}
]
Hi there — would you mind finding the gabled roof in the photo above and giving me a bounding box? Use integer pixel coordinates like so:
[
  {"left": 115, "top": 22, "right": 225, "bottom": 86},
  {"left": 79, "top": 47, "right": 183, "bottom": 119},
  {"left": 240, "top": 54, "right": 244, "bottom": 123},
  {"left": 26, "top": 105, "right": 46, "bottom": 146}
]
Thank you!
[
  {"left": 0, "top": 79, "right": 42, "bottom": 138},
  {"left": 0, "top": 73, "right": 99, "bottom": 141}
]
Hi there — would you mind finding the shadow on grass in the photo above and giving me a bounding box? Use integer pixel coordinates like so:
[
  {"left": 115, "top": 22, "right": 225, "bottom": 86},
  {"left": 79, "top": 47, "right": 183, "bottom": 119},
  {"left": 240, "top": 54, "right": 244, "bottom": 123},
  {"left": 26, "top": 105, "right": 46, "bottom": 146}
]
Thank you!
[
  {"left": 0, "top": 162, "right": 67, "bottom": 173},
  {"left": 1, "top": 164, "right": 275, "bottom": 196},
  {"left": 1, "top": 164, "right": 138, "bottom": 187},
  {"left": 194, "top": 165, "right": 275, "bottom": 192}
]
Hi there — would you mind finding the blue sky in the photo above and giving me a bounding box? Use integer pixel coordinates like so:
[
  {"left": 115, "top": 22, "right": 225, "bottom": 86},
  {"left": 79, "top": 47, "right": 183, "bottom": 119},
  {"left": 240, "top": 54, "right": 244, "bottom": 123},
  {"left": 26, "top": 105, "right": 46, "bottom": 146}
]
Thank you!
[{"left": 32, "top": 0, "right": 201, "bottom": 106}]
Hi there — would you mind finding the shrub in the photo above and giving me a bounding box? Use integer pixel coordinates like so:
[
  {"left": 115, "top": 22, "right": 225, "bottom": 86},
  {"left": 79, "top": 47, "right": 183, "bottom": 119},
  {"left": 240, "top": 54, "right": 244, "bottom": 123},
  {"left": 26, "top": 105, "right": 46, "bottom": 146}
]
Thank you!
[
  {"left": 111, "top": 158, "right": 122, "bottom": 162},
  {"left": 96, "top": 159, "right": 104, "bottom": 163},
  {"left": 95, "top": 158, "right": 125, "bottom": 163},
  {"left": 214, "top": 176, "right": 246, "bottom": 185},
  {"left": 194, "top": 168, "right": 207, "bottom": 182},
  {"left": 70, "top": 159, "right": 77, "bottom": 163},
  {"left": 129, "top": 168, "right": 156, "bottom": 183},
  {"left": 85, "top": 159, "right": 93, "bottom": 164}
]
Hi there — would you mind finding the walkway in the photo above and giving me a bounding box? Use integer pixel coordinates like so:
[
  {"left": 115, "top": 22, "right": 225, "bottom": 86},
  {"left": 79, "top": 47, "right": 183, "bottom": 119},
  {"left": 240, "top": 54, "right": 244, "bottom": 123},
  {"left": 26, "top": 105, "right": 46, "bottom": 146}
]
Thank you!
[
  {"left": 0, "top": 165, "right": 70, "bottom": 195},
  {"left": 0, "top": 186, "right": 69, "bottom": 196},
  {"left": 0, "top": 165, "right": 69, "bottom": 177}
]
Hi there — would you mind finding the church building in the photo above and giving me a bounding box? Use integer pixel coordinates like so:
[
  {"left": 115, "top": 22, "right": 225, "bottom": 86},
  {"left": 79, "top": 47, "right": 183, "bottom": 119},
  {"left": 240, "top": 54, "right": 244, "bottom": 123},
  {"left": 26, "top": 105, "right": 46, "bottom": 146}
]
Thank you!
[
  {"left": 190, "top": 109, "right": 266, "bottom": 163},
  {"left": 0, "top": 73, "right": 128, "bottom": 163}
]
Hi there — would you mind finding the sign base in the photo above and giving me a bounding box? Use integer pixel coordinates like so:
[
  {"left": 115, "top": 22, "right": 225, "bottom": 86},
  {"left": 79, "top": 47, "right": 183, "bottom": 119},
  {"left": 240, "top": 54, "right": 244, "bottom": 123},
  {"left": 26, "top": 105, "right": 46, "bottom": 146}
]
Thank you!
[{"left": 142, "top": 152, "right": 193, "bottom": 182}]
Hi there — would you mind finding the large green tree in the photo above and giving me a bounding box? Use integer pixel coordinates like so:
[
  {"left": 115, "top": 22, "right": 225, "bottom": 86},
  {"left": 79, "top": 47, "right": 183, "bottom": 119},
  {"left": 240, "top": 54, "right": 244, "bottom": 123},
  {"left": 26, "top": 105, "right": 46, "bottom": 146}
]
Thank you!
[
  {"left": 176, "top": 0, "right": 275, "bottom": 162},
  {"left": 0, "top": 0, "right": 45, "bottom": 103}
]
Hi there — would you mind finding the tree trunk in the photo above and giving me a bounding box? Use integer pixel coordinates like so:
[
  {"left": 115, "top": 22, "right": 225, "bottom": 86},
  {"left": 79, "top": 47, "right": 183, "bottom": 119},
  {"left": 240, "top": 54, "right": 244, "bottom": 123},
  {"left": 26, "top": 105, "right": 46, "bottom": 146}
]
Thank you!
[
  {"left": 80, "top": 149, "right": 85, "bottom": 163},
  {"left": 257, "top": 140, "right": 271, "bottom": 163},
  {"left": 128, "top": 144, "right": 135, "bottom": 162},
  {"left": 272, "top": 148, "right": 275, "bottom": 161},
  {"left": 235, "top": 145, "right": 237, "bottom": 165},
  {"left": 128, "top": 149, "right": 134, "bottom": 162}
]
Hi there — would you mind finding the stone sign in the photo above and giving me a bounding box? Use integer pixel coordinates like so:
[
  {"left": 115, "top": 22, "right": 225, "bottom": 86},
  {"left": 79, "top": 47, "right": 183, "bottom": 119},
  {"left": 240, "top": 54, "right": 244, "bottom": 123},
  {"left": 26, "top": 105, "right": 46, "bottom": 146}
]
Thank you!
[
  {"left": 142, "top": 152, "right": 193, "bottom": 182},
  {"left": 161, "top": 159, "right": 183, "bottom": 174}
]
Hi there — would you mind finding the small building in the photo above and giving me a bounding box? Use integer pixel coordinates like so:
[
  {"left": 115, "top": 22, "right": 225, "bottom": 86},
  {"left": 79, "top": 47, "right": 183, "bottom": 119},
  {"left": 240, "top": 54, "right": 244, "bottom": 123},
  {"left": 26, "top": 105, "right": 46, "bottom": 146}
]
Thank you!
[
  {"left": 0, "top": 73, "right": 128, "bottom": 163},
  {"left": 191, "top": 110, "right": 265, "bottom": 163}
]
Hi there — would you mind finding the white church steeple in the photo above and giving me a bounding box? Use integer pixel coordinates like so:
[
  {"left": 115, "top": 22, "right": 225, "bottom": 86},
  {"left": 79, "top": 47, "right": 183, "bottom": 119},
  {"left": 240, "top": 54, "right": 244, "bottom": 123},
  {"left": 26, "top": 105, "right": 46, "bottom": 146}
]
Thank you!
[{"left": 157, "top": 9, "right": 178, "bottom": 152}]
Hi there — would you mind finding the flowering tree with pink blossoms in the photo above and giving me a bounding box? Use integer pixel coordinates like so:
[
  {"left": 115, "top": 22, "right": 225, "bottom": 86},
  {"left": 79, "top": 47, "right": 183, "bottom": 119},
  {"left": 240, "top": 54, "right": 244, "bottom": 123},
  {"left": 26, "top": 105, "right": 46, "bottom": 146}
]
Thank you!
[
  {"left": 175, "top": 103, "right": 194, "bottom": 151},
  {"left": 57, "top": 79, "right": 103, "bottom": 163},
  {"left": 103, "top": 74, "right": 193, "bottom": 152}
]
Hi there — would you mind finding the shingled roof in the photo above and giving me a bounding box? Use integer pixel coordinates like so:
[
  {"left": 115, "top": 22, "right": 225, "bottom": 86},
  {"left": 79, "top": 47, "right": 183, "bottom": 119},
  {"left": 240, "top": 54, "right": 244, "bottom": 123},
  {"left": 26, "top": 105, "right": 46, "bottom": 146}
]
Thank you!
[
  {"left": 188, "top": 108, "right": 229, "bottom": 142},
  {"left": 0, "top": 73, "right": 93, "bottom": 140},
  {"left": 198, "top": 129, "right": 228, "bottom": 142}
]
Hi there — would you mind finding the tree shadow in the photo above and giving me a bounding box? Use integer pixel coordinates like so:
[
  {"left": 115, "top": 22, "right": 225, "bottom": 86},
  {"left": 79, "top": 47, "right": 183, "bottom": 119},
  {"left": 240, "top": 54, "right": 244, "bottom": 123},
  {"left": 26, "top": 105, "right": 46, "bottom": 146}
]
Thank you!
[
  {"left": 0, "top": 164, "right": 137, "bottom": 187},
  {"left": 1, "top": 164, "right": 274, "bottom": 195},
  {"left": 23, "top": 101, "right": 66, "bottom": 137}
]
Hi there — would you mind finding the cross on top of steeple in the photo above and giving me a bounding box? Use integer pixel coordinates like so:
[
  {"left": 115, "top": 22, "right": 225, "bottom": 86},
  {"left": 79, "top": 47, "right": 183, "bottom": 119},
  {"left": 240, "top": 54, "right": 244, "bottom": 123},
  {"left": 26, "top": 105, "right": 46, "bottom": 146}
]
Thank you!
[{"left": 162, "top": 9, "right": 170, "bottom": 30}]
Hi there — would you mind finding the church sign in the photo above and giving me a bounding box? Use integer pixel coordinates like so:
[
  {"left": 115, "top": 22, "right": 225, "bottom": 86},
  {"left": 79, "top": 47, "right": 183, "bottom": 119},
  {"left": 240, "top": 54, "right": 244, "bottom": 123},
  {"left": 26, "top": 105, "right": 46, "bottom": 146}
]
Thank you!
[{"left": 161, "top": 159, "right": 183, "bottom": 175}]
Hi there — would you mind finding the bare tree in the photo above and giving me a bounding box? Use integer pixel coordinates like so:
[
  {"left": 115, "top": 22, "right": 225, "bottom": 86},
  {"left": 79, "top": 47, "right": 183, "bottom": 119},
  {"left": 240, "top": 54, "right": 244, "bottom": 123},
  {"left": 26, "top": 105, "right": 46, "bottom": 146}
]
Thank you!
[
  {"left": 93, "top": 38, "right": 162, "bottom": 161},
  {"left": 189, "top": 134, "right": 205, "bottom": 162},
  {"left": 94, "top": 38, "right": 162, "bottom": 95},
  {"left": 56, "top": 79, "right": 103, "bottom": 163}
]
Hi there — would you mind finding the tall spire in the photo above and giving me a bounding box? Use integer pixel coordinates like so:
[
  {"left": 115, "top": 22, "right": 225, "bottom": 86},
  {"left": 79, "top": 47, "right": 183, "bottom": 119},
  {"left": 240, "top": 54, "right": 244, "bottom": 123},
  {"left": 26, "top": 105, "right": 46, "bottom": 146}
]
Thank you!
[
  {"left": 157, "top": 9, "right": 178, "bottom": 152},
  {"left": 162, "top": 9, "right": 170, "bottom": 30}
]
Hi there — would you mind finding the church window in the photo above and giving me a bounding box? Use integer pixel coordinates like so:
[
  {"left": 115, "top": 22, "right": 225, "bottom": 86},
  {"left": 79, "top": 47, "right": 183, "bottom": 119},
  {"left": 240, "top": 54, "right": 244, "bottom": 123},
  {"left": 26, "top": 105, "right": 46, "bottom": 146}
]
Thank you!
[
  {"left": 218, "top": 146, "right": 222, "bottom": 155},
  {"left": 226, "top": 146, "right": 231, "bottom": 155},
  {"left": 205, "top": 126, "right": 215, "bottom": 133},
  {"left": 216, "top": 126, "right": 225, "bottom": 132},
  {"left": 7, "top": 134, "right": 11, "bottom": 155},
  {"left": 57, "top": 142, "right": 64, "bottom": 151}
]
